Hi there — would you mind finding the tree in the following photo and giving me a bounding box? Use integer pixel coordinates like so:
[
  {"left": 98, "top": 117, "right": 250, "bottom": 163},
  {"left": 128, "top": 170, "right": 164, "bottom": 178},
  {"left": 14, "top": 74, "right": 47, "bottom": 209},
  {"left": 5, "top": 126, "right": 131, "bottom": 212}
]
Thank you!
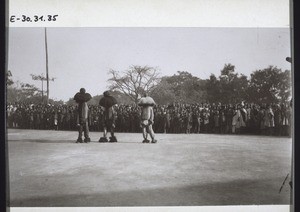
[
  {"left": 248, "top": 66, "right": 291, "bottom": 103},
  {"left": 206, "top": 74, "right": 221, "bottom": 103},
  {"left": 219, "top": 64, "right": 249, "bottom": 104},
  {"left": 108, "top": 65, "right": 160, "bottom": 103},
  {"left": 278, "top": 70, "right": 292, "bottom": 101},
  {"left": 219, "top": 64, "right": 237, "bottom": 83},
  {"left": 231, "top": 74, "right": 249, "bottom": 103},
  {"left": 206, "top": 64, "right": 249, "bottom": 104},
  {"left": 150, "top": 77, "right": 177, "bottom": 105},
  {"left": 7, "top": 86, "right": 21, "bottom": 103},
  {"left": 167, "top": 71, "right": 207, "bottom": 103},
  {"left": 7, "top": 81, "right": 42, "bottom": 104},
  {"left": 30, "top": 74, "right": 55, "bottom": 102},
  {"left": 30, "top": 73, "right": 55, "bottom": 103},
  {"left": 150, "top": 71, "right": 207, "bottom": 104}
]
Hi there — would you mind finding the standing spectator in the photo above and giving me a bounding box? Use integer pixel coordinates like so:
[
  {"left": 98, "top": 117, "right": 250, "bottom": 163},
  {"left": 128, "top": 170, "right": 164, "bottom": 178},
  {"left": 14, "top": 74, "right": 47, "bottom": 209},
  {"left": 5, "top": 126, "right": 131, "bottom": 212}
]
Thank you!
[
  {"left": 273, "top": 104, "right": 282, "bottom": 136},
  {"left": 65, "top": 108, "right": 72, "bottom": 130},
  {"left": 225, "top": 105, "right": 233, "bottom": 134},
  {"left": 245, "top": 104, "right": 252, "bottom": 132},
  {"left": 11, "top": 104, "right": 18, "bottom": 128},
  {"left": 209, "top": 107, "right": 215, "bottom": 133},
  {"left": 29, "top": 110, "right": 34, "bottom": 129},
  {"left": 202, "top": 107, "right": 210, "bottom": 133},
  {"left": 240, "top": 103, "right": 247, "bottom": 134},
  {"left": 6, "top": 104, "right": 13, "bottom": 128},
  {"left": 232, "top": 104, "right": 243, "bottom": 134},
  {"left": 192, "top": 110, "right": 201, "bottom": 134},
  {"left": 53, "top": 110, "right": 58, "bottom": 130},
  {"left": 219, "top": 106, "right": 226, "bottom": 134},
  {"left": 34, "top": 109, "right": 41, "bottom": 129},
  {"left": 249, "top": 104, "right": 259, "bottom": 134},
  {"left": 258, "top": 105, "right": 266, "bottom": 135},
  {"left": 213, "top": 109, "right": 220, "bottom": 134},
  {"left": 281, "top": 103, "right": 291, "bottom": 137},
  {"left": 163, "top": 108, "right": 171, "bottom": 134},
  {"left": 184, "top": 110, "right": 193, "bottom": 134},
  {"left": 264, "top": 104, "right": 275, "bottom": 135}
]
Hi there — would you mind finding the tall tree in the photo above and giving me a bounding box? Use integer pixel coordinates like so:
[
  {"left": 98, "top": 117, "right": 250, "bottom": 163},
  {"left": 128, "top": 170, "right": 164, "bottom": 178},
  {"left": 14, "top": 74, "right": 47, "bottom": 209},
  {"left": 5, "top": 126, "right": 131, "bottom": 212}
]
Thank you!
[
  {"left": 151, "top": 71, "right": 207, "bottom": 104},
  {"left": 248, "top": 66, "right": 291, "bottom": 103},
  {"left": 7, "top": 82, "right": 42, "bottom": 103},
  {"left": 167, "top": 71, "right": 207, "bottom": 103},
  {"left": 206, "top": 64, "right": 249, "bottom": 104},
  {"left": 231, "top": 74, "right": 249, "bottom": 103},
  {"left": 206, "top": 74, "right": 221, "bottom": 103},
  {"left": 220, "top": 63, "right": 237, "bottom": 81},
  {"left": 150, "top": 77, "right": 177, "bottom": 105},
  {"left": 108, "top": 65, "right": 160, "bottom": 103},
  {"left": 219, "top": 64, "right": 247, "bottom": 103}
]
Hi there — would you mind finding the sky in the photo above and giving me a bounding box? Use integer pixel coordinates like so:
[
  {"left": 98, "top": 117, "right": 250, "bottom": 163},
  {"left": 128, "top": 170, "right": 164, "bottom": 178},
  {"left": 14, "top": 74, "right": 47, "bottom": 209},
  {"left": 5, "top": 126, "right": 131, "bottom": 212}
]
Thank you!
[{"left": 8, "top": 27, "right": 291, "bottom": 101}]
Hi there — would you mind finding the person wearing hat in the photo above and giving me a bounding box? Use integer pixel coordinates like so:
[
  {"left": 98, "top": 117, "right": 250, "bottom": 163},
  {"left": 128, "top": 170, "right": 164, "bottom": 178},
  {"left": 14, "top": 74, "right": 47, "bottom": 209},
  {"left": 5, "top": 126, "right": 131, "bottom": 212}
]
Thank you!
[
  {"left": 74, "top": 88, "right": 92, "bottom": 143},
  {"left": 138, "top": 93, "right": 157, "bottom": 143}
]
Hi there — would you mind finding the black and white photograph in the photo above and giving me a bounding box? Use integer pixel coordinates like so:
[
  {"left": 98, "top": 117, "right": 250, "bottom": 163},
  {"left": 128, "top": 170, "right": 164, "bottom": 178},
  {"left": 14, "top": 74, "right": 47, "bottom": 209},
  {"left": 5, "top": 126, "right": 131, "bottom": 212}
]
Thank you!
[{"left": 6, "top": 1, "right": 293, "bottom": 212}]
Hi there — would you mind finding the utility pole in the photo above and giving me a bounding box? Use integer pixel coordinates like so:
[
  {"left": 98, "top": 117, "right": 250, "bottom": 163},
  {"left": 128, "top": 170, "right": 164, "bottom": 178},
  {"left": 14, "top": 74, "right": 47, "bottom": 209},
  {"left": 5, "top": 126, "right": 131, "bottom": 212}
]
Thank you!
[{"left": 45, "top": 27, "right": 49, "bottom": 104}]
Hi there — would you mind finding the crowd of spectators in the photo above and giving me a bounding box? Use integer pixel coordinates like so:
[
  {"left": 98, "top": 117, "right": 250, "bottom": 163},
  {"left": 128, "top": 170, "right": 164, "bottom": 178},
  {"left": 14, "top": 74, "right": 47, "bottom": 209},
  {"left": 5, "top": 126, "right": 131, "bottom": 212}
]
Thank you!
[{"left": 6, "top": 101, "right": 292, "bottom": 136}]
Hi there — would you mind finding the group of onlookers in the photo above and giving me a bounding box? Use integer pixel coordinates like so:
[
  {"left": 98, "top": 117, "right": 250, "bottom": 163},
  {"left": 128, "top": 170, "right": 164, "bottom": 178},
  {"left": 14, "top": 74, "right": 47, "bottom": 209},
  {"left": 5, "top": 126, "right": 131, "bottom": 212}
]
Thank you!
[
  {"left": 152, "top": 102, "right": 292, "bottom": 136},
  {"left": 6, "top": 101, "right": 292, "bottom": 136}
]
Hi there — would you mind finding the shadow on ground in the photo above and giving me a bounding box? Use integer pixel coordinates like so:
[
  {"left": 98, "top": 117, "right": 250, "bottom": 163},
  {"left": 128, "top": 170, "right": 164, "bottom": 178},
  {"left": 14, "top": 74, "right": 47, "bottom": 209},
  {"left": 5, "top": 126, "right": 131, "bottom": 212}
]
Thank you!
[
  {"left": 8, "top": 139, "right": 77, "bottom": 144},
  {"left": 10, "top": 178, "right": 291, "bottom": 207},
  {"left": 8, "top": 139, "right": 147, "bottom": 144}
]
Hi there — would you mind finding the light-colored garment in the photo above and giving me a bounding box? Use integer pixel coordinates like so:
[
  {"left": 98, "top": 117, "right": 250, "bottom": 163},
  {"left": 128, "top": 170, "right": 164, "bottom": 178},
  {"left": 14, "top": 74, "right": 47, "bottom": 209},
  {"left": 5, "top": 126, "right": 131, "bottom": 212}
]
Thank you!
[
  {"left": 282, "top": 107, "right": 291, "bottom": 126},
  {"left": 232, "top": 110, "right": 246, "bottom": 128},
  {"left": 203, "top": 110, "right": 210, "bottom": 125},
  {"left": 141, "top": 120, "right": 150, "bottom": 127},
  {"left": 264, "top": 108, "right": 274, "bottom": 128},
  {"left": 240, "top": 108, "right": 248, "bottom": 122}
]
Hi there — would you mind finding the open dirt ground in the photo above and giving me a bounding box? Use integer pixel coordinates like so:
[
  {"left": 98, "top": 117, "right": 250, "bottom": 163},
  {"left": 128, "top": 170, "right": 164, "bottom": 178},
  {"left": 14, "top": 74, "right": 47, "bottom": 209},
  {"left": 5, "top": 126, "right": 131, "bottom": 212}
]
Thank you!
[{"left": 7, "top": 129, "right": 292, "bottom": 207}]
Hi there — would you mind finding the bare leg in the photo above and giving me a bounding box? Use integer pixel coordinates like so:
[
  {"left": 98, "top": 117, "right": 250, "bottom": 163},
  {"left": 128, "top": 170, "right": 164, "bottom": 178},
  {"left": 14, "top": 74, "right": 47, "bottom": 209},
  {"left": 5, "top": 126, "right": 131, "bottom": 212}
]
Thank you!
[
  {"left": 110, "top": 127, "right": 115, "bottom": 137},
  {"left": 142, "top": 127, "right": 148, "bottom": 140},
  {"left": 147, "top": 125, "right": 157, "bottom": 143},
  {"left": 83, "top": 122, "right": 90, "bottom": 142},
  {"left": 142, "top": 126, "right": 150, "bottom": 143},
  {"left": 98, "top": 126, "right": 109, "bottom": 142},
  {"left": 103, "top": 127, "right": 108, "bottom": 138},
  {"left": 108, "top": 126, "right": 117, "bottom": 142},
  {"left": 76, "top": 124, "right": 83, "bottom": 143}
]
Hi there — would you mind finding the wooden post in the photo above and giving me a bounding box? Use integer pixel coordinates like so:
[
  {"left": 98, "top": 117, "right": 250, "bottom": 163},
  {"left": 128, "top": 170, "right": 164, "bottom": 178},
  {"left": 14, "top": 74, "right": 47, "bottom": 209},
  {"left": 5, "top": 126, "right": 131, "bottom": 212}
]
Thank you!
[
  {"left": 45, "top": 27, "right": 49, "bottom": 104},
  {"left": 41, "top": 80, "right": 44, "bottom": 103}
]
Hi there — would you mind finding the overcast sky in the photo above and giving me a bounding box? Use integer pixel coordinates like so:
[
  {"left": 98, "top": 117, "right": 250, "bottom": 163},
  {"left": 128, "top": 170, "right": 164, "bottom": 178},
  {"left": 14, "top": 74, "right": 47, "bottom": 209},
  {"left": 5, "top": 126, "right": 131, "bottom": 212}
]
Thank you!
[{"left": 8, "top": 27, "right": 291, "bottom": 101}]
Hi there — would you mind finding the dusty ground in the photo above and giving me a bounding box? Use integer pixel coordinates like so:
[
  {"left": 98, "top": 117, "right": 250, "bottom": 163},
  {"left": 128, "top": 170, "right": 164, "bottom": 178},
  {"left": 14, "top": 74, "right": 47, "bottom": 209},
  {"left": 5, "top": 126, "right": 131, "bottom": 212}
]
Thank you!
[{"left": 7, "top": 129, "right": 292, "bottom": 207}]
